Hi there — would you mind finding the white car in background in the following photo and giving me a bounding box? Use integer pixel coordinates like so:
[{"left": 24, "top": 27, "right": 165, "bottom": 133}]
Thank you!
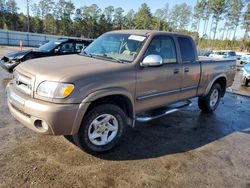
[{"left": 209, "top": 50, "right": 240, "bottom": 60}]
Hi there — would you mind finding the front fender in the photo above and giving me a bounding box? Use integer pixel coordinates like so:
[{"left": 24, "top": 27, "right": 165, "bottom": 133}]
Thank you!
[
  {"left": 82, "top": 87, "right": 134, "bottom": 104},
  {"left": 71, "top": 87, "right": 135, "bottom": 134}
]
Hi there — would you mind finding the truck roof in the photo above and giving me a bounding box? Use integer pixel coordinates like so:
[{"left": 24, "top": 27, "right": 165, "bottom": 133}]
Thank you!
[{"left": 107, "top": 30, "right": 191, "bottom": 38}]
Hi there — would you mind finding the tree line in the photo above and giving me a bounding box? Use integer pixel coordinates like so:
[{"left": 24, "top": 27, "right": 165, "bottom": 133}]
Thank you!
[{"left": 0, "top": 0, "right": 249, "bottom": 50}]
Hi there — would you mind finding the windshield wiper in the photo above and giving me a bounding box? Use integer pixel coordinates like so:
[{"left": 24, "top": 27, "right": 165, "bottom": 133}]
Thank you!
[
  {"left": 80, "top": 51, "right": 92, "bottom": 57},
  {"left": 104, "top": 55, "right": 124, "bottom": 64},
  {"left": 80, "top": 52, "right": 127, "bottom": 64}
]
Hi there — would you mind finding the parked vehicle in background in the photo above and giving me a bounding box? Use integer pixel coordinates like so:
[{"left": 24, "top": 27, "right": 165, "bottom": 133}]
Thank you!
[
  {"left": 198, "top": 50, "right": 212, "bottom": 57},
  {"left": 241, "top": 63, "right": 250, "bottom": 86},
  {"left": 237, "top": 55, "right": 250, "bottom": 67},
  {"left": 6, "top": 30, "right": 236, "bottom": 154},
  {"left": 0, "top": 38, "right": 93, "bottom": 73},
  {"left": 209, "top": 50, "right": 240, "bottom": 60}
]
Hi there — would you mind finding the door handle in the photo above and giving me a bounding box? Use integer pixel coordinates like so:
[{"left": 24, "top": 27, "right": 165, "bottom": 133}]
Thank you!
[
  {"left": 184, "top": 68, "right": 189, "bottom": 73},
  {"left": 173, "top": 68, "right": 179, "bottom": 74}
]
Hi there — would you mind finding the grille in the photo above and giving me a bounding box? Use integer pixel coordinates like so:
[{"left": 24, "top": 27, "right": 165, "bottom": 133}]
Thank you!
[{"left": 13, "top": 71, "right": 32, "bottom": 95}]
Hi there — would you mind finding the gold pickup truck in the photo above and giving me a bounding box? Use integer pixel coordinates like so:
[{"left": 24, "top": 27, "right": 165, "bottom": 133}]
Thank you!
[{"left": 6, "top": 30, "right": 236, "bottom": 154}]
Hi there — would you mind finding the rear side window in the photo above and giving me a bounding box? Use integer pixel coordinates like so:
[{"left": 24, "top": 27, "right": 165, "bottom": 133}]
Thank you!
[{"left": 178, "top": 37, "right": 195, "bottom": 63}]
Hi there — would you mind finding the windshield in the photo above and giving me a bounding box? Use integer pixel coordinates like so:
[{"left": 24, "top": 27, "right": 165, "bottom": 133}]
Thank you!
[
  {"left": 38, "top": 41, "right": 61, "bottom": 52},
  {"left": 82, "top": 33, "right": 146, "bottom": 63}
]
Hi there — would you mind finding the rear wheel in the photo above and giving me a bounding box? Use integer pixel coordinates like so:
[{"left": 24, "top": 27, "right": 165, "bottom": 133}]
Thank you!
[
  {"left": 73, "top": 104, "right": 127, "bottom": 154},
  {"left": 198, "top": 83, "right": 222, "bottom": 113}
]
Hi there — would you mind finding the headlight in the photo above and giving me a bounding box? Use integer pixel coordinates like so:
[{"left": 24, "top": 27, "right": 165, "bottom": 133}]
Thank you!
[{"left": 37, "top": 81, "right": 74, "bottom": 98}]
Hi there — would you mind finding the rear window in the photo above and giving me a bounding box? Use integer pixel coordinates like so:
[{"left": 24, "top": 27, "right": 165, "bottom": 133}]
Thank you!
[{"left": 178, "top": 37, "right": 195, "bottom": 62}]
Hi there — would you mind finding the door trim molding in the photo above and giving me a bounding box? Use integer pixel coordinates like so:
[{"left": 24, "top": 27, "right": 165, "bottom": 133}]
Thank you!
[
  {"left": 181, "top": 85, "right": 197, "bottom": 92},
  {"left": 137, "top": 88, "right": 180, "bottom": 101}
]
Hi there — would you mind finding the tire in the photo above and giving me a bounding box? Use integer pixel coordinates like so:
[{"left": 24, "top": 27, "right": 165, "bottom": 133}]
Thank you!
[
  {"left": 73, "top": 104, "right": 127, "bottom": 154},
  {"left": 64, "top": 135, "right": 75, "bottom": 144},
  {"left": 241, "top": 77, "right": 249, "bottom": 87},
  {"left": 247, "top": 79, "right": 250, "bottom": 87},
  {"left": 198, "top": 83, "right": 222, "bottom": 113}
]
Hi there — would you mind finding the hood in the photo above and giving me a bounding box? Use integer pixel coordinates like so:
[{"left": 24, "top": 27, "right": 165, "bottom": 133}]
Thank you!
[
  {"left": 4, "top": 50, "right": 32, "bottom": 59},
  {"left": 4, "top": 48, "right": 45, "bottom": 60},
  {"left": 16, "top": 54, "right": 130, "bottom": 82}
]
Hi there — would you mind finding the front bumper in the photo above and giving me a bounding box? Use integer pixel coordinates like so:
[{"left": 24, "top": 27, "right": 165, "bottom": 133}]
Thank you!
[
  {"left": 6, "top": 83, "right": 90, "bottom": 135},
  {"left": 0, "top": 59, "right": 19, "bottom": 73}
]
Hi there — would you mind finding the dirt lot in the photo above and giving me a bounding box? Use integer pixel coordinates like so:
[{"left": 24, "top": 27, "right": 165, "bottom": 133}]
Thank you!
[{"left": 0, "top": 46, "right": 250, "bottom": 188}]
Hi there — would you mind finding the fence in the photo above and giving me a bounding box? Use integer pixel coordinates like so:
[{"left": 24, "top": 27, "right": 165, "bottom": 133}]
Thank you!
[{"left": 0, "top": 29, "right": 87, "bottom": 47}]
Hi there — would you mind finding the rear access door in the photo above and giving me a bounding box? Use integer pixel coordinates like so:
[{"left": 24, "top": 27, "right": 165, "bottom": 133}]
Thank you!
[{"left": 177, "top": 36, "right": 201, "bottom": 100}]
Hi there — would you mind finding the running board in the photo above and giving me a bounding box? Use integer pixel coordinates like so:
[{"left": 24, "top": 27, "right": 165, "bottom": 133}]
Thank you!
[{"left": 135, "top": 100, "right": 192, "bottom": 122}]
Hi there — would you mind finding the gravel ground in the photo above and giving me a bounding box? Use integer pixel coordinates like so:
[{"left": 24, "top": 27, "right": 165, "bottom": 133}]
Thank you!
[{"left": 0, "top": 46, "right": 250, "bottom": 188}]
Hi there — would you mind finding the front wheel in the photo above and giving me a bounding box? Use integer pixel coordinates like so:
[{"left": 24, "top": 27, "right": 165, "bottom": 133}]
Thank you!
[
  {"left": 198, "top": 83, "right": 222, "bottom": 113},
  {"left": 73, "top": 104, "right": 127, "bottom": 154}
]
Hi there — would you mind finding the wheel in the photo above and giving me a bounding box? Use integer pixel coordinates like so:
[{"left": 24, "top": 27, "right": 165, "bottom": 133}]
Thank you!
[
  {"left": 73, "top": 104, "right": 127, "bottom": 154},
  {"left": 241, "top": 77, "right": 249, "bottom": 86},
  {"left": 198, "top": 83, "right": 222, "bottom": 113}
]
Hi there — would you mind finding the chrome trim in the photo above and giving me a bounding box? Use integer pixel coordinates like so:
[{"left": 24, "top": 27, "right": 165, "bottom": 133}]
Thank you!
[
  {"left": 136, "top": 100, "right": 192, "bottom": 122},
  {"left": 140, "top": 54, "right": 163, "bottom": 67},
  {"left": 137, "top": 88, "right": 180, "bottom": 101},
  {"left": 13, "top": 71, "right": 32, "bottom": 95},
  {"left": 181, "top": 85, "right": 198, "bottom": 92}
]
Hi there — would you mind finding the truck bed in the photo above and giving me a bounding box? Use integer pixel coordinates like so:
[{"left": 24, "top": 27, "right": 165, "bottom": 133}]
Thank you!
[{"left": 197, "top": 57, "right": 236, "bottom": 96}]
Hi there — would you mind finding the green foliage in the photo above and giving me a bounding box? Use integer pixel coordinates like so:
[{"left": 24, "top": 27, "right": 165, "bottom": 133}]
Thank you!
[
  {"left": 133, "top": 3, "right": 153, "bottom": 29},
  {"left": 0, "top": 0, "right": 249, "bottom": 51},
  {"left": 170, "top": 3, "right": 192, "bottom": 31}
]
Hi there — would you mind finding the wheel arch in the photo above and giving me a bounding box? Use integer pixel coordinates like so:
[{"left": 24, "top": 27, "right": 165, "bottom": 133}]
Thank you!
[
  {"left": 203, "top": 74, "right": 227, "bottom": 97},
  {"left": 71, "top": 88, "right": 135, "bottom": 135}
]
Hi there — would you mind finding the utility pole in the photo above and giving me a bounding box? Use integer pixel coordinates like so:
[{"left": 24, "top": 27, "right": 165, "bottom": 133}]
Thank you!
[{"left": 27, "top": 0, "right": 30, "bottom": 32}]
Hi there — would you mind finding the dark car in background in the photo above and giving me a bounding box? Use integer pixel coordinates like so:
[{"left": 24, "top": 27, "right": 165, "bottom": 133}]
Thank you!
[{"left": 0, "top": 38, "right": 93, "bottom": 73}]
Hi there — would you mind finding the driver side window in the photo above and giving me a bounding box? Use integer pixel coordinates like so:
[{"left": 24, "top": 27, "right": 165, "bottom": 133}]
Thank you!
[
  {"left": 59, "top": 43, "right": 74, "bottom": 53},
  {"left": 145, "top": 36, "right": 177, "bottom": 64}
]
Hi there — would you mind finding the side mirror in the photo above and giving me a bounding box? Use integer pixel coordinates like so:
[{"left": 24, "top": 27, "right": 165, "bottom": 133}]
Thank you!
[{"left": 141, "top": 55, "right": 163, "bottom": 67}]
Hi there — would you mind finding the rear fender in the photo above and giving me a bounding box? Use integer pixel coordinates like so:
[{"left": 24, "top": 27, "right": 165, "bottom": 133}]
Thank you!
[{"left": 203, "top": 74, "right": 227, "bottom": 97}]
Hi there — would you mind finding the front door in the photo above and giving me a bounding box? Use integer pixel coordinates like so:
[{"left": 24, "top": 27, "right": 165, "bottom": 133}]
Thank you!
[{"left": 135, "top": 36, "right": 182, "bottom": 113}]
